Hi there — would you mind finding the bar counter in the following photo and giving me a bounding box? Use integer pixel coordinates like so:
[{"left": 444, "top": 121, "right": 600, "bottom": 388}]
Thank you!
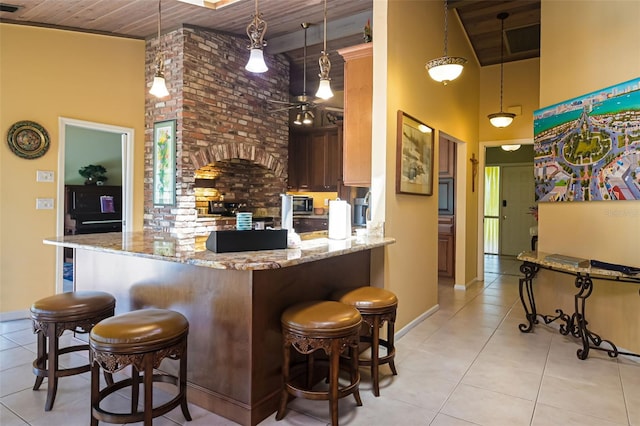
[{"left": 44, "top": 231, "right": 395, "bottom": 426}]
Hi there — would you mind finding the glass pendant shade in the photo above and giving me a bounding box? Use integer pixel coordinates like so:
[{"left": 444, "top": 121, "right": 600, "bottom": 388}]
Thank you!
[
  {"left": 245, "top": 48, "right": 268, "bottom": 73},
  {"left": 302, "top": 111, "right": 314, "bottom": 125},
  {"left": 501, "top": 144, "right": 521, "bottom": 151},
  {"left": 315, "top": 79, "right": 333, "bottom": 100},
  {"left": 293, "top": 113, "right": 303, "bottom": 126},
  {"left": 150, "top": 74, "right": 169, "bottom": 98},
  {"left": 426, "top": 58, "right": 466, "bottom": 85},
  {"left": 488, "top": 112, "right": 515, "bottom": 128}
]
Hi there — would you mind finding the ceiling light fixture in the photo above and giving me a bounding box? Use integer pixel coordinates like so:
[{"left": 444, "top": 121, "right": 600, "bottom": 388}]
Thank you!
[
  {"left": 149, "top": 0, "right": 169, "bottom": 98},
  {"left": 315, "top": 0, "right": 334, "bottom": 100},
  {"left": 244, "top": 0, "right": 268, "bottom": 73},
  {"left": 501, "top": 144, "right": 521, "bottom": 152},
  {"left": 488, "top": 13, "right": 516, "bottom": 128},
  {"left": 426, "top": 0, "right": 467, "bottom": 85},
  {"left": 292, "top": 23, "right": 315, "bottom": 126}
]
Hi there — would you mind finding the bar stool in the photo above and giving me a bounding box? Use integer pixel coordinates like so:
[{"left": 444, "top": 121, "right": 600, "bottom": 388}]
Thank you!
[
  {"left": 276, "top": 301, "right": 362, "bottom": 426},
  {"left": 30, "top": 291, "right": 116, "bottom": 411},
  {"left": 89, "top": 308, "right": 191, "bottom": 426},
  {"left": 333, "top": 287, "right": 398, "bottom": 396}
]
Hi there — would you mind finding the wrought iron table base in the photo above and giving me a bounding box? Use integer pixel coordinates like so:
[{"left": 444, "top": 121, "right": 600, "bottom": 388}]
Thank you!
[{"left": 518, "top": 261, "right": 639, "bottom": 360}]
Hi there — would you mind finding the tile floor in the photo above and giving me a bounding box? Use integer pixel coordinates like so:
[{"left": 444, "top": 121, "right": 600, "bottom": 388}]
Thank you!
[{"left": 1, "top": 255, "right": 639, "bottom": 425}]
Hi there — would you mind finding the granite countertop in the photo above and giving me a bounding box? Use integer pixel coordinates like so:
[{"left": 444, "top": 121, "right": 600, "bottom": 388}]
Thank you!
[
  {"left": 44, "top": 231, "right": 395, "bottom": 271},
  {"left": 517, "top": 251, "right": 640, "bottom": 280}
]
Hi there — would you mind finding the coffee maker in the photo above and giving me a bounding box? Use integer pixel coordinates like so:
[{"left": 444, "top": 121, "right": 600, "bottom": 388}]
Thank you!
[{"left": 353, "top": 197, "right": 368, "bottom": 226}]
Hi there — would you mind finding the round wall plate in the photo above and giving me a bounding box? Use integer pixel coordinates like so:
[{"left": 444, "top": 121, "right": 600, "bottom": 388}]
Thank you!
[{"left": 7, "top": 120, "right": 50, "bottom": 159}]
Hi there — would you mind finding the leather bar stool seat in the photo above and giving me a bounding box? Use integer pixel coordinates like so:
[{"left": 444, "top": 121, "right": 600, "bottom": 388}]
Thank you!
[
  {"left": 276, "top": 301, "right": 362, "bottom": 426},
  {"left": 30, "top": 291, "right": 116, "bottom": 411},
  {"left": 333, "top": 287, "right": 398, "bottom": 396},
  {"left": 89, "top": 308, "right": 191, "bottom": 426}
]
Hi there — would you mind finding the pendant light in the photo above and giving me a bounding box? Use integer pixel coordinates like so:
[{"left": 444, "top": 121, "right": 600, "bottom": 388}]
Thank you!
[
  {"left": 245, "top": 0, "right": 268, "bottom": 73},
  {"left": 501, "top": 144, "right": 521, "bottom": 151},
  {"left": 149, "top": 0, "right": 169, "bottom": 98},
  {"left": 426, "top": 0, "right": 467, "bottom": 85},
  {"left": 488, "top": 13, "right": 516, "bottom": 128},
  {"left": 294, "top": 23, "right": 314, "bottom": 126},
  {"left": 315, "top": 0, "right": 333, "bottom": 100}
]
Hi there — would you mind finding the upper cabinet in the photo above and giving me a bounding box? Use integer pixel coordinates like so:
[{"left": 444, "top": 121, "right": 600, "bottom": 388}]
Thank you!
[
  {"left": 288, "top": 126, "right": 343, "bottom": 192},
  {"left": 338, "top": 43, "right": 373, "bottom": 187}
]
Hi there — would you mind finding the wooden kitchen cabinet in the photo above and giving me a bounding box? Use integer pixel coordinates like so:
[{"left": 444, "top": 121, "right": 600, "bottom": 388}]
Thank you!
[
  {"left": 438, "top": 215, "right": 455, "bottom": 278},
  {"left": 338, "top": 43, "right": 372, "bottom": 187},
  {"left": 288, "top": 126, "right": 342, "bottom": 191}
]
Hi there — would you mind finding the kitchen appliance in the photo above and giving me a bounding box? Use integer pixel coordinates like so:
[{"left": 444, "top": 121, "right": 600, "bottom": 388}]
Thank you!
[
  {"left": 353, "top": 197, "right": 368, "bottom": 226},
  {"left": 292, "top": 195, "right": 313, "bottom": 214},
  {"left": 209, "top": 201, "right": 247, "bottom": 216}
]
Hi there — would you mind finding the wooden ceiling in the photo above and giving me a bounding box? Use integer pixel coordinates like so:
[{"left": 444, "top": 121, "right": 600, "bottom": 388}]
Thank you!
[{"left": 1, "top": 0, "right": 540, "bottom": 94}]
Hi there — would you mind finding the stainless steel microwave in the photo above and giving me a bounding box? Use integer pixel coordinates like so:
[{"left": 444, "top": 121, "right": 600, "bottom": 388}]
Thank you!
[{"left": 292, "top": 196, "right": 313, "bottom": 214}]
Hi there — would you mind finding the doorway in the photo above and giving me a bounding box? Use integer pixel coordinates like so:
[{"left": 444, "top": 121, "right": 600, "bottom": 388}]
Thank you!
[{"left": 55, "top": 118, "right": 134, "bottom": 293}]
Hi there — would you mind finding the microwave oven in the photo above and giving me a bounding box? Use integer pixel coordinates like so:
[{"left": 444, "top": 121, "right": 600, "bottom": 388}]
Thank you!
[{"left": 292, "top": 196, "right": 313, "bottom": 214}]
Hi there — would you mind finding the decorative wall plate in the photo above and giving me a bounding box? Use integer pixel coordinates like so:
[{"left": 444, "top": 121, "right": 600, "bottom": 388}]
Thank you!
[{"left": 7, "top": 120, "right": 50, "bottom": 159}]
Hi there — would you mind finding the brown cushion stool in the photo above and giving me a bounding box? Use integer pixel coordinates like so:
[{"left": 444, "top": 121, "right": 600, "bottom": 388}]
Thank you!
[
  {"left": 276, "top": 300, "right": 362, "bottom": 426},
  {"left": 30, "top": 290, "right": 116, "bottom": 411},
  {"left": 333, "top": 287, "right": 398, "bottom": 396},
  {"left": 89, "top": 308, "right": 191, "bottom": 426}
]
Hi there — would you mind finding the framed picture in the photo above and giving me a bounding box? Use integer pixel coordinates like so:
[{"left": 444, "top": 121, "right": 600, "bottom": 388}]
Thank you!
[
  {"left": 396, "top": 110, "right": 435, "bottom": 195},
  {"left": 153, "top": 119, "right": 177, "bottom": 206}
]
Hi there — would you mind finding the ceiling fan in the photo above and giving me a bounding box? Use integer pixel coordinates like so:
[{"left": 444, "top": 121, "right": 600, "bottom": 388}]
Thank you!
[{"left": 267, "top": 22, "right": 343, "bottom": 125}]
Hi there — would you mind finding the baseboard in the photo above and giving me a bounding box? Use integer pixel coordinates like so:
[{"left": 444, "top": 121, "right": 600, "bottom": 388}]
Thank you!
[
  {"left": 454, "top": 276, "right": 480, "bottom": 291},
  {"left": 0, "top": 309, "right": 30, "bottom": 322},
  {"left": 395, "top": 303, "right": 440, "bottom": 340}
]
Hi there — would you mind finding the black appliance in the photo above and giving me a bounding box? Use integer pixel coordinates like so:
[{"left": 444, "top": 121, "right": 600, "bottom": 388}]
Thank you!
[
  {"left": 292, "top": 196, "right": 313, "bottom": 214},
  {"left": 353, "top": 197, "right": 368, "bottom": 226},
  {"left": 208, "top": 201, "right": 247, "bottom": 216}
]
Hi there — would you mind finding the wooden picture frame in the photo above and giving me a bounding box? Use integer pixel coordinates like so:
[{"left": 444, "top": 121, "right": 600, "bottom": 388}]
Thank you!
[
  {"left": 153, "top": 119, "right": 177, "bottom": 206},
  {"left": 396, "top": 111, "right": 435, "bottom": 195}
]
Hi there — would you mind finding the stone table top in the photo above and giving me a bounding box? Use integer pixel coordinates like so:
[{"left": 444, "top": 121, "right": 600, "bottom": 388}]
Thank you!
[{"left": 44, "top": 231, "right": 395, "bottom": 271}]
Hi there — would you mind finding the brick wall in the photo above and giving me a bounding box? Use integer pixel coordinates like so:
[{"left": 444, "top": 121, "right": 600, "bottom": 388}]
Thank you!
[{"left": 145, "top": 25, "right": 290, "bottom": 237}]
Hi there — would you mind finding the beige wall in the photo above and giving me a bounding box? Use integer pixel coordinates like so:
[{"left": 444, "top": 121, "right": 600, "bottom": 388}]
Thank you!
[
  {"left": 479, "top": 58, "right": 540, "bottom": 142},
  {"left": 534, "top": 0, "right": 640, "bottom": 353},
  {"left": 537, "top": 0, "right": 640, "bottom": 266},
  {"left": 384, "top": 0, "right": 480, "bottom": 329},
  {"left": 0, "top": 24, "right": 146, "bottom": 314}
]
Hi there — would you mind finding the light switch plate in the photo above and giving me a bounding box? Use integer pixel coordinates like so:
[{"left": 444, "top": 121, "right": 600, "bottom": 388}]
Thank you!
[
  {"left": 36, "top": 170, "right": 55, "bottom": 182},
  {"left": 36, "top": 198, "right": 54, "bottom": 210}
]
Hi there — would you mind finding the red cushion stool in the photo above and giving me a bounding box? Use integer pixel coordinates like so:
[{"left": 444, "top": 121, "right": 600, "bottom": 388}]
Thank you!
[
  {"left": 89, "top": 308, "right": 191, "bottom": 426},
  {"left": 276, "top": 301, "right": 362, "bottom": 426},
  {"left": 30, "top": 290, "right": 116, "bottom": 411},
  {"left": 333, "top": 286, "right": 398, "bottom": 396}
]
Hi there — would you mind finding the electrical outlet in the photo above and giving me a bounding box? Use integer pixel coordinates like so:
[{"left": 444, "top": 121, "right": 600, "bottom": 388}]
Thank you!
[
  {"left": 36, "top": 170, "right": 55, "bottom": 182},
  {"left": 36, "top": 198, "right": 54, "bottom": 210}
]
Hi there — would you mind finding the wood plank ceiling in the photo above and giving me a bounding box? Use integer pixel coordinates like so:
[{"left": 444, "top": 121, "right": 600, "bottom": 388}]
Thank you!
[{"left": 1, "top": 0, "right": 540, "bottom": 95}]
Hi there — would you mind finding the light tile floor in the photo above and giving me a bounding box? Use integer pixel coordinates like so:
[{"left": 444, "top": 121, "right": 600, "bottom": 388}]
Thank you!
[{"left": 1, "top": 255, "right": 639, "bottom": 425}]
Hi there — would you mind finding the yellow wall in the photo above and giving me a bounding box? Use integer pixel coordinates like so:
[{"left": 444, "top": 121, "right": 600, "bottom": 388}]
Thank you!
[
  {"left": 384, "top": 0, "right": 480, "bottom": 328},
  {"left": 0, "top": 24, "right": 146, "bottom": 314},
  {"left": 479, "top": 58, "right": 540, "bottom": 142},
  {"left": 537, "top": 0, "right": 640, "bottom": 266}
]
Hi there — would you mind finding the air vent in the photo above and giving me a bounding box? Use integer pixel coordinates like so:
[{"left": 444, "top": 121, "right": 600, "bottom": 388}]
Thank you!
[
  {"left": 505, "top": 24, "right": 540, "bottom": 54},
  {"left": 0, "top": 3, "right": 21, "bottom": 12}
]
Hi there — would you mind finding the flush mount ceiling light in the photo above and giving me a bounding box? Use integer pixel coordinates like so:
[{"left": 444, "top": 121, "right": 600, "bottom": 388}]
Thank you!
[
  {"left": 488, "top": 12, "right": 516, "bottom": 128},
  {"left": 425, "top": 0, "right": 467, "bottom": 85},
  {"left": 315, "top": 0, "right": 334, "bottom": 100},
  {"left": 501, "top": 144, "right": 521, "bottom": 151},
  {"left": 149, "top": 0, "right": 169, "bottom": 98},
  {"left": 244, "top": 0, "right": 268, "bottom": 73}
]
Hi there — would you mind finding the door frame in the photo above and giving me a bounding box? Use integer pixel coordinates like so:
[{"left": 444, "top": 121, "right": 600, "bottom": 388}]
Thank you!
[
  {"left": 55, "top": 117, "right": 135, "bottom": 292},
  {"left": 477, "top": 139, "right": 532, "bottom": 279}
]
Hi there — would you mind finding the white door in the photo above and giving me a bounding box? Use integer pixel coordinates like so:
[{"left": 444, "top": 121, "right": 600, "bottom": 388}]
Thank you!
[{"left": 500, "top": 165, "right": 535, "bottom": 256}]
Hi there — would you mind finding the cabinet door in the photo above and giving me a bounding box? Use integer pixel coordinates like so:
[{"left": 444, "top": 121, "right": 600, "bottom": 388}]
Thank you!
[
  {"left": 288, "top": 131, "right": 310, "bottom": 190},
  {"left": 309, "top": 132, "right": 327, "bottom": 191},
  {"left": 326, "top": 127, "right": 342, "bottom": 189},
  {"left": 338, "top": 43, "right": 372, "bottom": 187}
]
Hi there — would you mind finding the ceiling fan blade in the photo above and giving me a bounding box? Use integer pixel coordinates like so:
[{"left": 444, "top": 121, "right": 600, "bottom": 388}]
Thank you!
[
  {"left": 268, "top": 106, "right": 297, "bottom": 113},
  {"left": 266, "top": 99, "right": 298, "bottom": 105},
  {"left": 315, "top": 105, "right": 344, "bottom": 112}
]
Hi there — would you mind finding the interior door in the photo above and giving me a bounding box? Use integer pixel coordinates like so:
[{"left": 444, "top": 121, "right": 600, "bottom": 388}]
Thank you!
[{"left": 500, "top": 165, "right": 535, "bottom": 256}]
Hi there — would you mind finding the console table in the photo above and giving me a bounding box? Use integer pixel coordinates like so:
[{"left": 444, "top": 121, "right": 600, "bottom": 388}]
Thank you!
[{"left": 517, "top": 251, "right": 640, "bottom": 360}]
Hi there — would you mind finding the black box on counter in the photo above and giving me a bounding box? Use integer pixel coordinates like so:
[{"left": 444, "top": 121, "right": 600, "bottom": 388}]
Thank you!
[{"left": 206, "top": 229, "right": 288, "bottom": 253}]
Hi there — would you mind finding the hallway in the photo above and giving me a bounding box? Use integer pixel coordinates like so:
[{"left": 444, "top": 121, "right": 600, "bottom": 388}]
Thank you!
[{"left": 1, "top": 256, "right": 638, "bottom": 425}]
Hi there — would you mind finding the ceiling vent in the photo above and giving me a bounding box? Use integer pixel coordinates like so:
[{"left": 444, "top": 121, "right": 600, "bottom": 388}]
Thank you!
[
  {"left": 0, "top": 3, "right": 21, "bottom": 12},
  {"left": 505, "top": 24, "right": 540, "bottom": 54}
]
